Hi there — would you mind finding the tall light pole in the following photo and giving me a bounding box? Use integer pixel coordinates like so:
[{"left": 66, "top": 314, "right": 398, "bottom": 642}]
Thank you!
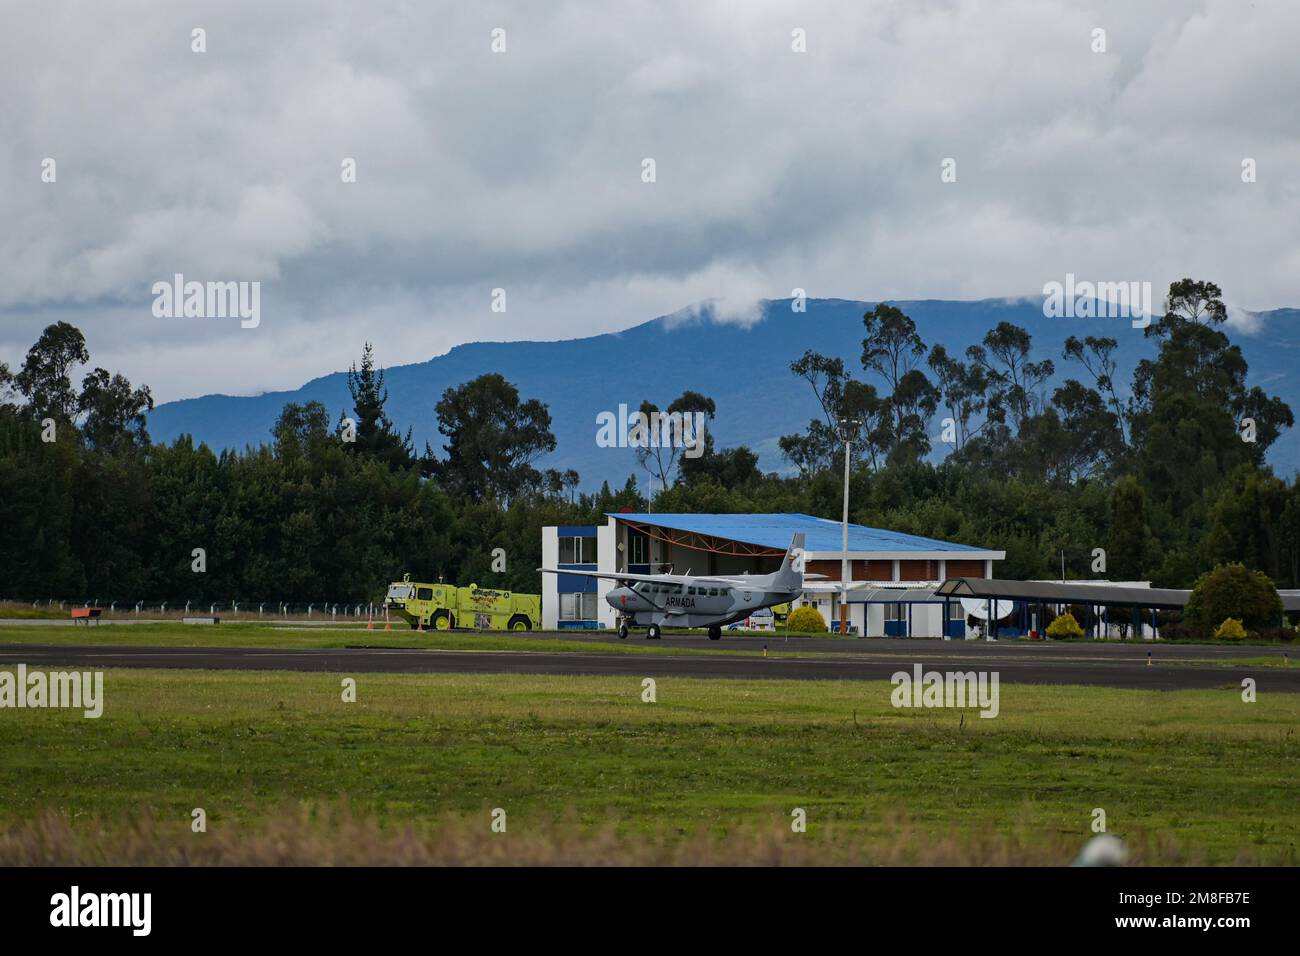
[{"left": 837, "top": 418, "right": 861, "bottom": 636}]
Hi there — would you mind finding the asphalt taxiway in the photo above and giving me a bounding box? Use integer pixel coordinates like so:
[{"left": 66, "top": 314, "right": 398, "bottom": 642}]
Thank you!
[{"left": 0, "top": 635, "right": 1295, "bottom": 692}]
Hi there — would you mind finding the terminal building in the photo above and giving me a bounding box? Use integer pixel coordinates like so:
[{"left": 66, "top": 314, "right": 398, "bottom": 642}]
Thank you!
[{"left": 541, "top": 512, "right": 1006, "bottom": 637}]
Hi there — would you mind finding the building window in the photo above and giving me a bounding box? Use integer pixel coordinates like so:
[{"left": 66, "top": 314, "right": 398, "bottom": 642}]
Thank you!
[
  {"left": 627, "top": 532, "right": 649, "bottom": 565},
  {"left": 948, "top": 602, "right": 965, "bottom": 621},
  {"left": 884, "top": 603, "right": 909, "bottom": 622},
  {"left": 559, "top": 535, "right": 597, "bottom": 564},
  {"left": 560, "top": 592, "right": 598, "bottom": 620}
]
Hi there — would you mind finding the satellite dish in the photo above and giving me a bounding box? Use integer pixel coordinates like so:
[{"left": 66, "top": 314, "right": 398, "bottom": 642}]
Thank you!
[{"left": 960, "top": 597, "right": 1015, "bottom": 621}]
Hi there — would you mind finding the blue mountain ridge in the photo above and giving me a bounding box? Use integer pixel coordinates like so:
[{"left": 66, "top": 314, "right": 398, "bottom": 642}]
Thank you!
[{"left": 147, "top": 298, "right": 1300, "bottom": 489}]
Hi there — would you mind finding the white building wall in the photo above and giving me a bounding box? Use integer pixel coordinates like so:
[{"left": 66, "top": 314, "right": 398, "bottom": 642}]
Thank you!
[
  {"left": 823, "top": 595, "right": 865, "bottom": 635},
  {"left": 914, "top": 604, "right": 942, "bottom": 638},
  {"left": 541, "top": 527, "right": 559, "bottom": 629},
  {"left": 596, "top": 521, "right": 617, "bottom": 629}
]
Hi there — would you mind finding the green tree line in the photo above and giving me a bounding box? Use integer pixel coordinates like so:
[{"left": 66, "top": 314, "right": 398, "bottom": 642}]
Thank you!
[{"left": 2, "top": 278, "right": 1299, "bottom": 604}]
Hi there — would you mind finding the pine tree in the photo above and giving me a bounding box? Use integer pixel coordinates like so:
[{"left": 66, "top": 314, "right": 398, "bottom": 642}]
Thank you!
[{"left": 344, "top": 343, "right": 413, "bottom": 470}]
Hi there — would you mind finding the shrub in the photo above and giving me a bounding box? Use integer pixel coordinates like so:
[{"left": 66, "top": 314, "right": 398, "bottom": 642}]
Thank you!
[
  {"left": 786, "top": 606, "right": 828, "bottom": 633},
  {"left": 1214, "top": 618, "right": 1247, "bottom": 640},
  {"left": 1046, "top": 612, "right": 1084, "bottom": 640},
  {"left": 1157, "top": 622, "right": 1201, "bottom": 642},
  {"left": 1185, "top": 563, "right": 1283, "bottom": 633}
]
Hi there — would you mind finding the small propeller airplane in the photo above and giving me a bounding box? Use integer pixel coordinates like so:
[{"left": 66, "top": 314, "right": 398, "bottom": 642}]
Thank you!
[{"left": 540, "top": 533, "right": 866, "bottom": 640}]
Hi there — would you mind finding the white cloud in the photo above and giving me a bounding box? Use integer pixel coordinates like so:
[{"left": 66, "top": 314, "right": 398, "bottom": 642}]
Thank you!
[{"left": 0, "top": 0, "right": 1297, "bottom": 401}]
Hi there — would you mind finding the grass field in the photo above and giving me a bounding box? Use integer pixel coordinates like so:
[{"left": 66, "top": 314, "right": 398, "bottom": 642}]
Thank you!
[{"left": 1, "top": 666, "right": 1296, "bottom": 864}]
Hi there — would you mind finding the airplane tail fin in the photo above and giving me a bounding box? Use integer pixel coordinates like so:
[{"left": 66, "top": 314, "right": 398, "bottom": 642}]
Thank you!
[{"left": 772, "top": 533, "right": 806, "bottom": 590}]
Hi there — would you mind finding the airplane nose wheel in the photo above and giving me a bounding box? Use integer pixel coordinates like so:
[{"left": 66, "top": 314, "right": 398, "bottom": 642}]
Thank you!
[
  {"left": 647, "top": 623, "right": 662, "bottom": 640},
  {"left": 708, "top": 625, "right": 721, "bottom": 641},
  {"left": 617, "top": 623, "right": 629, "bottom": 640}
]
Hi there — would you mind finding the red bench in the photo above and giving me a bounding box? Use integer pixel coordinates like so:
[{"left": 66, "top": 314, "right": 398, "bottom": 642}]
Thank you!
[{"left": 71, "top": 607, "right": 103, "bottom": 625}]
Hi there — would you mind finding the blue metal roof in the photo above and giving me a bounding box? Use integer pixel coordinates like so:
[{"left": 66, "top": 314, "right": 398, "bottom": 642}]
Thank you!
[{"left": 606, "top": 513, "right": 989, "bottom": 554}]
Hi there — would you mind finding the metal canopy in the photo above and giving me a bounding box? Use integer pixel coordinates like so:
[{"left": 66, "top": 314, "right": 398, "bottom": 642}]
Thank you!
[
  {"left": 849, "top": 587, "right": 948, "bottom": 604},
  {"left": 936, "top": 577, "right": 1300, "bottom": 613},
  {"left": 935, "top": 577, "right": 1192, "bottom": 609}
]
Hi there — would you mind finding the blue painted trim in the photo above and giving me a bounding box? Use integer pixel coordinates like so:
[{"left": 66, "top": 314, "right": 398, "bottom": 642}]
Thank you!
[{"left": 557, "top": 564, "right": 598, "bottom": 593}]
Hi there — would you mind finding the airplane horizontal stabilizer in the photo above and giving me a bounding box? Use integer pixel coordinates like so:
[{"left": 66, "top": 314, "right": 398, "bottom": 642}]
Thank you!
[{"left": 798, "top": 581, "right": 874, "bottom": 593}]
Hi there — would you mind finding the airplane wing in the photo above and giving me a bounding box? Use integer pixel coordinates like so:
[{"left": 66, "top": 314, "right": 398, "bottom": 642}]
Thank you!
[
  {"left": 540, "top": 567, "right": 660, "bottom": 583},
  {"left": 538, "top": 567, "right": 753, "bottom": 587}
]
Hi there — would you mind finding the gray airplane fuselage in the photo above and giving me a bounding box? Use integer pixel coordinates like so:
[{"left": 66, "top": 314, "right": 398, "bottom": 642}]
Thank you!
[{"left": 607, "top": 579, "right": 789, "bottom": 629}]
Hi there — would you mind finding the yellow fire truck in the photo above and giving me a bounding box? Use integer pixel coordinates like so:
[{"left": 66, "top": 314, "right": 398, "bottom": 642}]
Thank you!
[{"left": 384, "top": 574, "right": 540, "bottom": 631}]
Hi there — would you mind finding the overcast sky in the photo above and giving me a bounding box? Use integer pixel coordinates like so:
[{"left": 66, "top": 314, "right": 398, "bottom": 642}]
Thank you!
[{"left": 2, "top": 0, "right": 1297, "bottom": 403}]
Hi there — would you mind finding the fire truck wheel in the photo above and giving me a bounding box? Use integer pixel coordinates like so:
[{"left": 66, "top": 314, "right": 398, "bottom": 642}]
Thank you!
[
  {"left": 508, "top": 615, "right": 530, "bottom": 631},
  {"left": 432, "top": 610, "right": 452, "bottom": 631},
  {"left": 617, "top": 623, "right": 628, "bottom": 639}
]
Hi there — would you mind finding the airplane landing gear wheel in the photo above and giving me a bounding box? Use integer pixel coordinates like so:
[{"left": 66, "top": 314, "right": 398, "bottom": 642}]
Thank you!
[
  {"left": 708, "top": 625, "right": 721, "bottom": 641},
  {"left": 618, "top": 623, "right": 629, "bottom": 640},
  {"left": 647, "top": 623, "right": 661, "bottom": 640}
]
